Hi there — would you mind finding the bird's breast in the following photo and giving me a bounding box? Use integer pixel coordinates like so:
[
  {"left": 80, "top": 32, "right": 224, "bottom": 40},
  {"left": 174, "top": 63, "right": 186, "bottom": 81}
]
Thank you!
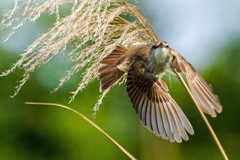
[
  {"left": 154, "top": 48, "right": 169, "bottom": 63},
  {"left": 147, "top": 48, "right": 172, "bottom": 75}
]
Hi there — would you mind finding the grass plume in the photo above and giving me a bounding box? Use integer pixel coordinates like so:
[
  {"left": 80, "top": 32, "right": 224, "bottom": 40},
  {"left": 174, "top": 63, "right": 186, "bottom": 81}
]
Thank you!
[{"left": 0, "top": 0, "right": 158, "bottom": 113}]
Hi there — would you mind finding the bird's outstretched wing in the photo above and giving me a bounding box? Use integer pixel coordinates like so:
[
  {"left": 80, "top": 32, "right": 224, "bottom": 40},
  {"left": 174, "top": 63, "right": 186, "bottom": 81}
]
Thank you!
[
  {"left": 170, "top": 49, "right": 222, "bottom": 117},
  {"left": 126, "top": 61, "right": 194, "bottom": 143},
  {"left": 98, "top": 44, "right": 128, "bottom": 91}
]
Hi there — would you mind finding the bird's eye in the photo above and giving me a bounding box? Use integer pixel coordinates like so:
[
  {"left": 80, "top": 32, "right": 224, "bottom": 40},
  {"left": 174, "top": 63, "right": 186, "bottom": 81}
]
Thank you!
[
  {"left": 153, "top": 45, "right": 158, "bottom": 49},
  {"left": 166, "top": 44, "right": 169, "bottom": 48}
]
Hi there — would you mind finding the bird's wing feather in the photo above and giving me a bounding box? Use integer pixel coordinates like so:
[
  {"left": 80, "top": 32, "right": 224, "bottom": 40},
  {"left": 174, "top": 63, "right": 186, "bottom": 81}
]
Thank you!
[
  {"left": 126, "top": 63, "right": 193, "bottom": 143},
  {"left": 170, "top": 49, "right": 222, "bottom": 117}
]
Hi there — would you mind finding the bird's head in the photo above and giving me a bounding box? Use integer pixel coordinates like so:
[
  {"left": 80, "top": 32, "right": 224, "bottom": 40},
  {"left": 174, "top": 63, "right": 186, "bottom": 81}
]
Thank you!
[
  {"left": 153, "top": 41, "right": 170, "bottom": 49},
  {"left": 151, "top": 41, "right": 171, "bottom": 63}
]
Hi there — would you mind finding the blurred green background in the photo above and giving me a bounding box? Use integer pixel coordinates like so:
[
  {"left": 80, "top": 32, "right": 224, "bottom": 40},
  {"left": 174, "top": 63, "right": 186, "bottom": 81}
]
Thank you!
[{"left": 0, "top": 1, "right": 240, "bottom": 160}]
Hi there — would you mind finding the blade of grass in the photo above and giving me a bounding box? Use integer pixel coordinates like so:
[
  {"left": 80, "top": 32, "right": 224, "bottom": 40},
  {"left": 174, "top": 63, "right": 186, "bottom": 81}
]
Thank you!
[
  {"left": 25, "top": 102, "right": 137, "bottom": 160},
  {"left": 173, "top": 70, "right": 228, "bottom": 160}
]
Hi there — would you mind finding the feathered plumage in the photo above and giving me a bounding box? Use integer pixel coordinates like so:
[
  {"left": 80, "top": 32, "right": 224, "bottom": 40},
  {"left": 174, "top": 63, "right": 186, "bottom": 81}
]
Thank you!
[
  {"left": 170, "top": 49, "right": 222, "bottom": 117},
  {"left": 98, "top": 45, "right": 128, "bottom": 91},
  {"left": 126, "top": 62, "right": 193, "bottom": 142},
  {"left": 98, "top": 41, "right": 222, "bottom": 142}
]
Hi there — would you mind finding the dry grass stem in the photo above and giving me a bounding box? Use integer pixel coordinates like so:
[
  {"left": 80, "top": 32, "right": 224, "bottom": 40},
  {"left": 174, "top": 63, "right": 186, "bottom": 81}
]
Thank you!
[
  {"left": 25, "top": 102, "right": 137, "bottom": 160},
  {"left": 173, "top": 70, "right": 228, "bottom": 160}
]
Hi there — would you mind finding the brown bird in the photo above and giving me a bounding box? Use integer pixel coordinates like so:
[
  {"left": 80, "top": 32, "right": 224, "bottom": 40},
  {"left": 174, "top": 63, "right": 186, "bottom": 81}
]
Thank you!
[{"left": 98, "top": 41, "right": 222, "bottom": 143}]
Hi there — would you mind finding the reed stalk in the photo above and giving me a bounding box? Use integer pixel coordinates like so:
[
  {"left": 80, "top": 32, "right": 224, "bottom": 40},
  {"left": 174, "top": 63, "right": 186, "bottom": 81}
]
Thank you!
[
  {"left": 173, "top": 70, "right": 228, "bottom": 160},
  {"left": 25, "top": 102, "right": 137, "bottom": 160}
]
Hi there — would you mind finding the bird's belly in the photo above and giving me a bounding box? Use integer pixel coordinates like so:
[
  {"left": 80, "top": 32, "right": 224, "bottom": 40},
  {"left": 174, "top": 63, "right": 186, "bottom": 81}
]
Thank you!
[
  {"left": 147, "top": 61, "right": 169, "bottom": 75},
  {"left": 153, "top": 63, "right": 168, "bottom": 74}
]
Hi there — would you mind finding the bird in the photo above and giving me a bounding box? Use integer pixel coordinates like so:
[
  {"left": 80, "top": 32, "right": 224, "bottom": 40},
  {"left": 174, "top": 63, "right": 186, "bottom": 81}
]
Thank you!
[{"left": 98, "top": 41, "right": 222, "bottom": 143}]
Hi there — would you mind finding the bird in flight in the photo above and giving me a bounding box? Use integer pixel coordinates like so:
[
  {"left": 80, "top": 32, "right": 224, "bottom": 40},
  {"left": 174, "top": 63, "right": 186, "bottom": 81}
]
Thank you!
[{"left": 98, "top": 41, "right": 222, "bottom": 143}]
